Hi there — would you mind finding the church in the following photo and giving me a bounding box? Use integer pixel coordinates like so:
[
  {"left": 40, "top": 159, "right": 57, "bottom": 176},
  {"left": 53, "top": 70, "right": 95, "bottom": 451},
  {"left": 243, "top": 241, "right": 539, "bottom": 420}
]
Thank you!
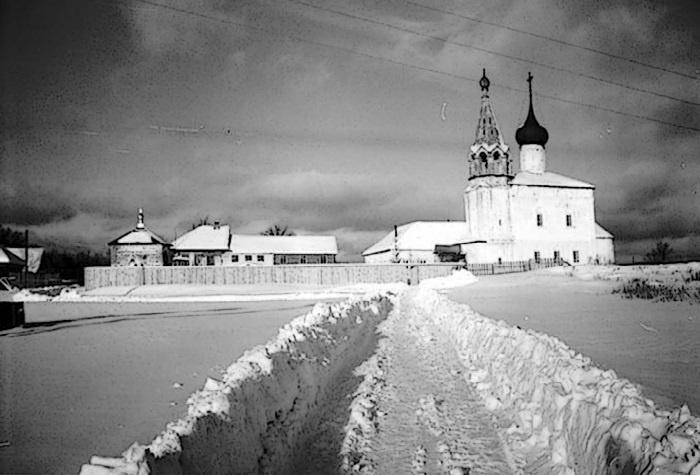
[{"left": 363, "top": 70, "right": 615, "bottom": 265}]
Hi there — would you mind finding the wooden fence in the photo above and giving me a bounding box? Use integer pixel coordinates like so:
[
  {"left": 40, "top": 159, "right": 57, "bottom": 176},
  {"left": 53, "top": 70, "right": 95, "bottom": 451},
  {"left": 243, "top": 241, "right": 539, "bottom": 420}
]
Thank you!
[{"left": 84, "top": 259, "right": 565, "bottom": 291}]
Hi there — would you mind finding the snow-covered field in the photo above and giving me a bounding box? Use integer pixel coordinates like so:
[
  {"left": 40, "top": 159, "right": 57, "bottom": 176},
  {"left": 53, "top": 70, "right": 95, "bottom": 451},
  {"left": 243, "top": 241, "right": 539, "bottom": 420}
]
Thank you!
[
  {"left": 3, "top": 265, "right": 698, "bottom": 474},
  {"left": 78, "top": 267, "right": 699, "bottom": 475}
]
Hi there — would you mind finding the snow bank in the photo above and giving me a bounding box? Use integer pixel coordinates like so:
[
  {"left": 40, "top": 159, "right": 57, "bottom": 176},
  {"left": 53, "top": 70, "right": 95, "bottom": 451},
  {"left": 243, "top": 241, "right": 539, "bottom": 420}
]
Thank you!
[
  {"left": 418, "top": 269, "right": 477, "bottom": 291},
  {"left": 410, "top": 287, "right": 700, "bottom": 474},
  {"left": 79, "top": 291, "right": 396, "bottom": 475}
]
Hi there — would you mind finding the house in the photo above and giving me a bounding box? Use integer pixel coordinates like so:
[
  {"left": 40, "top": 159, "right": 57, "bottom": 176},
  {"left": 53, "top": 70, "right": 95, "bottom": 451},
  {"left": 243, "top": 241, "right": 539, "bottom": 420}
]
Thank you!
[
  {"left": 364, "top": 70, "right": 615, "bottom": 265},
  {"left": 228, "top": 234, "right": 338, "bottom": 265},
  {"left": 108, "top": 209, "right": 168, "bottom": 266},
  {"left": 171, "top": 222, "right": 231, "bottom": 266}
]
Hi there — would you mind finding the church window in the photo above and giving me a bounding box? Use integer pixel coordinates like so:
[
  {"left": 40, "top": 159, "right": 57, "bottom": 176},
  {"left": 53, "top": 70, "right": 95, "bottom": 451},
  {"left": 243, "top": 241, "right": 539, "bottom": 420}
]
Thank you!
[
  {"left": 479, "top": 152, "right": 487, "bottom": 162},
  {"left": 573, "top": 250, "right": 580, "bottom": 263},
  {"left": 498, "top": 257, "right": 502, "bottom": 264},
  {"left": 536, "top": 214, "right": 543, "bottom": 227},
  {"left": 566, "top": 214, "right": 572, "bottom": 227},
  {"left": 493, "top": 151, "right": 500, "bottom": 160},
  {"left": 498, "top": 219, "right": 502, "bottom": 226},
  {"left": 534, "top": 251, "right": 541, "bottom": 263},
  {"left": 301, "top": 255, "right": 307, "bottom": 264},
  {"left": 554, "top": 250, "right": 560, "bottom": 260},
  {"left": 231, "top": 255, "right": 239, "bottom": 263},
  {"left": 257, "top": 255, "right": 264, "bottom": 262},
  {"left": 245, "top": 255, "right": 252, "bottom": 262}
]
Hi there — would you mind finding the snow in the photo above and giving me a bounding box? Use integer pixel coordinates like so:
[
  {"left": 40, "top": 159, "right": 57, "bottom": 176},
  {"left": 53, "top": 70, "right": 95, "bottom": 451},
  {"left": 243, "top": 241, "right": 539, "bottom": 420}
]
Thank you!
[
  {"left": 79, "top": 292, "right": 397, "bottom": 475},
  {"left": 510, "top": 171, "right": 594, "bottom": 189},
  {"left": 109, "top": 229, "right": 166, "bottom": 245},
  {"left": 171, "top": 224, "right": 230, "bottom": 250},
  {"left": 229, "top": 234, "right": 338, "bottom": 254},
  {"left": 418, "top": 269, "right": 478, "bottom": 290}
]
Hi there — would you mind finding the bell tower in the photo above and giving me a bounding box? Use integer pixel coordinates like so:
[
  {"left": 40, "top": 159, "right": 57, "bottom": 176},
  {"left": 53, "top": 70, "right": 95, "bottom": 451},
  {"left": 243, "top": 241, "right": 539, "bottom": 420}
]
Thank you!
[
  {"left": 515, "top": 72, "right": 549, "bottom": 174},
  {"left": 468, "top": 69, "right": 512, "bottom": 180}
]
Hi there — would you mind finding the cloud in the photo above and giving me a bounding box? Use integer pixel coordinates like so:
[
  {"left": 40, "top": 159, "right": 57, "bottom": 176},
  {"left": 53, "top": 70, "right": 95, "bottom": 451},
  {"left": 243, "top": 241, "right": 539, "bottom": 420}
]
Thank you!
[{"left": 0, "top": 181, "right": 76, "bottom": 225}]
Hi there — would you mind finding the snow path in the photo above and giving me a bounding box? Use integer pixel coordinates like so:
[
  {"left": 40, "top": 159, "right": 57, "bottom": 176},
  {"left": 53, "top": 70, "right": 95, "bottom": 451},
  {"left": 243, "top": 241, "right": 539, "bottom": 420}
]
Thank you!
[{"left": 368, "top": 289, "right": 517, "bottom": 474}]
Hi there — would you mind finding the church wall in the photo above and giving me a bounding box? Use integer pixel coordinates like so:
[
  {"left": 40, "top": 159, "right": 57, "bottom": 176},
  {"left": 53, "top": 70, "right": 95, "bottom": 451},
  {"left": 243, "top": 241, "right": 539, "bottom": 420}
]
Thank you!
[
  {"left": 509, "top": 186, "right": 597, "bottom": 264},
  {"left": 110, "top": 244, "right": 164, "bottom": 267},
  {"left": 464, "top": 178, "right": 512, "bottom": 242},
  {"left": 595, "top": 237, "right": 615, "bottom": 264}
]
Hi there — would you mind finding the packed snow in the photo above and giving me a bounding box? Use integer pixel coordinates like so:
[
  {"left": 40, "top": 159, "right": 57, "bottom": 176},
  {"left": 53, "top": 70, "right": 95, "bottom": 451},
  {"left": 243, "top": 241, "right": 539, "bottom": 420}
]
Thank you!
[{"left": 79, "top": 269, "right": 700, "bottom": 474}]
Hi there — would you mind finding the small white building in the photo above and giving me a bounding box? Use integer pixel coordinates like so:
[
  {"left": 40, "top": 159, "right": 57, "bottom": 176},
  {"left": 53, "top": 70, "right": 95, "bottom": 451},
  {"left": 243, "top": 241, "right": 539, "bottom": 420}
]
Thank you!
[
  {"left": 171, "top": 222, "right": 231, "bottom": 266},
  {"left": 364, "top": 70, "right": 615, "bottom": 265},
  {"left": 108, "top": 209, "right": 168, "bottom": 266},
  {"left": 229, "top": 234, "right": 338, "bottom": 265}
]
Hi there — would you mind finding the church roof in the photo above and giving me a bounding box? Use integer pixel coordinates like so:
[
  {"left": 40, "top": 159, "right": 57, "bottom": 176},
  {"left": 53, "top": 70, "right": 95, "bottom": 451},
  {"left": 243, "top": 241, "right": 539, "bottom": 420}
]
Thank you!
[
  {"left": 515, "top": 73, "right": 549, "bottom": 148},
  {"left": 108, "top": 229, "right": 168, "bottom": 246},
  {"left": 172, "top": 224, "right": 231, "bottom": 251},
  {"left": 472, "top": 69, "right": 508, "bottom": 151},
  {"left": 363, "top": 221, "right": 475, "bottom": 256},
  {"left": 511, "top": 171, "right": 594, "bottom": 189},
  {"left": 108, "top": 208, "right": 168, "bottom": 246},
  {"left": 595, "top": 223, "right": 614, "bottom": 239},
  {"left": 229, "top": 235, "right": 338, "bottom": 255}
]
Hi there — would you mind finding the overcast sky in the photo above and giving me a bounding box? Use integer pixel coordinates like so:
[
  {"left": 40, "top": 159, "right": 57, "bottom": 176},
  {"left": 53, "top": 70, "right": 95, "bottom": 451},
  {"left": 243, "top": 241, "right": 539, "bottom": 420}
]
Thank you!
[{"left": 1, "top": 0, "right": 698, "bottom": 262}]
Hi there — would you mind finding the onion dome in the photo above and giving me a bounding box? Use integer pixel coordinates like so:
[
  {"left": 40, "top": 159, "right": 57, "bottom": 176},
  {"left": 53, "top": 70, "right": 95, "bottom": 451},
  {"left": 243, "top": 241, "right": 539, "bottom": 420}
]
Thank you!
[{"left": 515, "top": 72, "right": 549, "bottom": 147}]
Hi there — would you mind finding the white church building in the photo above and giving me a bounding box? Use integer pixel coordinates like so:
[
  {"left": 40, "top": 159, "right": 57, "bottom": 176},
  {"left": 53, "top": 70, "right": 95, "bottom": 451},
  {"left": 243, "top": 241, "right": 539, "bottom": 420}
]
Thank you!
[{"left": 363, "top": 70, "right": 615, "bottom": 265}]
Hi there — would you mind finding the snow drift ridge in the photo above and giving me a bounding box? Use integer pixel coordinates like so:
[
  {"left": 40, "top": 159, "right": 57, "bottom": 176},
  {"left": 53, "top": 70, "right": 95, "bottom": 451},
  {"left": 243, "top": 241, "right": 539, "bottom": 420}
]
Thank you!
[
  {"left": 79, "top": 292, "right": 395, "bottom": 475},
  {"left": 411, "top": 287, "right": 700, "bottom": 474}
]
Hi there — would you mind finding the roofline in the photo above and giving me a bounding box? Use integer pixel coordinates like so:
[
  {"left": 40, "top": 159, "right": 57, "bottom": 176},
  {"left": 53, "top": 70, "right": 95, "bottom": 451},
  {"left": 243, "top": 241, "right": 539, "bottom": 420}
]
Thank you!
[{"left": 510, "top": 182, "right": 595, "bottom": 189}]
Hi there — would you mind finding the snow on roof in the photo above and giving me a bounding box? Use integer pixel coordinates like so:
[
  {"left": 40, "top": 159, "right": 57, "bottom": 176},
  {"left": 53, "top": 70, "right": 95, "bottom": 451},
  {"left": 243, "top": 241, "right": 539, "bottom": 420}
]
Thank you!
[
  {"left": 0, "top": 247, "right": 25, "bottom": 267},
  {"left": 172, "top": 225, "right": 231, "bottom": 251},
  {"left": 363, "top": 221, "right": 474, "bottom": 256},
  {"left": 511, "top": 171, "right": 594, "bottom": 189},
  {"left": 595, "top": 223, "right": 614, "bottom": 239},
  {"left": 229, "top": 234, "right": 338, "bottom": 255},
  {"left": 109, "top": 228, "right": 167, "bottom": 246}
]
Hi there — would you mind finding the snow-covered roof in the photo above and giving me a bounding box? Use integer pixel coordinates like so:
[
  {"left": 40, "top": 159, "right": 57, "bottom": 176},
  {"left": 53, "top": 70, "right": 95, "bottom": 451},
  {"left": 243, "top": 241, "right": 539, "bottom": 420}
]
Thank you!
[
  {"left": 0, "top": 247, "right": 25, "bottom": 267},
  {"left": 363, "top": 221, "right": 474, "bottom": 256},
  {"left": 109, "top": 228, "right": 167, "bottom": 246},
  {"left": 511, "top": 171, "right": 594, "bottom": 189},
  {"left": 230, "top": 235, "right": 338, "bottom": 255},
  {"left": 172, "top": 225, "right": 231, "bottom": 251},
  {"left": 595, "top": 223, "right": 614, "bottom": 239}
]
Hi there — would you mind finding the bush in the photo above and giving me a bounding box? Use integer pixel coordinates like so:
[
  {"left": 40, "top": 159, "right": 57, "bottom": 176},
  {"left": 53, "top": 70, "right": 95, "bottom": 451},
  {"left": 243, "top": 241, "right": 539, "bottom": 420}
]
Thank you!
[{"left": 613, "top": 278, "right": 699, "bottom": 303}]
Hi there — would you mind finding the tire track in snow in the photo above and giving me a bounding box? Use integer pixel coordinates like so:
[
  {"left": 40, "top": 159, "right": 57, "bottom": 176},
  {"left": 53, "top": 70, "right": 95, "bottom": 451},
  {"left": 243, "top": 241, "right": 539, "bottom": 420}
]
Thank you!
[{"left": 367, "top": 290, "right": 517, "bottom": 474}]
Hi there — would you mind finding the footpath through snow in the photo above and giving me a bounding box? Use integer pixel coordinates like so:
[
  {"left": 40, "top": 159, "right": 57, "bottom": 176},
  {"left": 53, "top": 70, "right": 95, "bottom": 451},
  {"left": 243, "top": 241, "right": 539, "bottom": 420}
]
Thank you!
[{"left": 80, "top": 272, "right": 700, "bottom": 474}]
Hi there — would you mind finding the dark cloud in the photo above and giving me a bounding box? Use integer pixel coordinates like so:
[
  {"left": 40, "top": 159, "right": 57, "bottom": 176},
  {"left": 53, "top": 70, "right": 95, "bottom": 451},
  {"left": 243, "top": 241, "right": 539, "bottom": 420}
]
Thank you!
[{"left": 0, "top": 181, "right": 76, "bottom": 225}]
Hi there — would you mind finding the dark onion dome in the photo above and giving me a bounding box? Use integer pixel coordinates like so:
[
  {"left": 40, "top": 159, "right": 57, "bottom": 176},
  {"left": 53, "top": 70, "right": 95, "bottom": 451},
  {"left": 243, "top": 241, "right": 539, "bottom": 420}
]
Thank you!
[{"left": 515, "top": 72, "right": 549, "bottom": 147}]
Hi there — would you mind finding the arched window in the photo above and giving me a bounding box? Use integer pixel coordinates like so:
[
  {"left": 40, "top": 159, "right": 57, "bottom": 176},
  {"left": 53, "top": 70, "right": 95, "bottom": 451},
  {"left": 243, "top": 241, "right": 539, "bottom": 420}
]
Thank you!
[
  {"left": 493, "top": 151, "right": 500, "bottom": 160},
  {"left": 479, "top": 152, "right": 487, "bottom": 163}
]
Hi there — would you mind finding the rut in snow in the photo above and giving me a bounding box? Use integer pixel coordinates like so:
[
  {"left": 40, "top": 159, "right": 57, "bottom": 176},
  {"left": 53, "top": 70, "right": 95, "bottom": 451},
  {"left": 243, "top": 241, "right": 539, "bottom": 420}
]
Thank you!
[{"left": 353, "top": 289, "right": 518, "bottom": 474}]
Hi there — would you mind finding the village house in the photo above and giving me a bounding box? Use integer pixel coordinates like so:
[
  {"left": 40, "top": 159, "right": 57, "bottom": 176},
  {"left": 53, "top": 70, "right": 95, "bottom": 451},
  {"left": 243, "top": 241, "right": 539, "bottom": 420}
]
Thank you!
[
  {"left": 170, "top": 224, "right": 338, "bottom": 266},
  {"left": 364, "top": 70, "right": 615, "bottom": 265},
  {"left": 108, "top": 209, "right": 168, "bottom": 266}
]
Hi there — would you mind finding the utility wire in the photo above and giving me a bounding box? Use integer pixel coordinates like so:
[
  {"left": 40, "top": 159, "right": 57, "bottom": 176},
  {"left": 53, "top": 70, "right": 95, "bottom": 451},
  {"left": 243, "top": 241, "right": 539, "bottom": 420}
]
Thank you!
[
  {"left": 403, "top": 0, "right": 698, "bottom": 81},
  {"left": 128, "top": 0, "right": 700, "bottom": 132},
  {"left": 285, "top": 0, "right": 699, "bottom": 106}
]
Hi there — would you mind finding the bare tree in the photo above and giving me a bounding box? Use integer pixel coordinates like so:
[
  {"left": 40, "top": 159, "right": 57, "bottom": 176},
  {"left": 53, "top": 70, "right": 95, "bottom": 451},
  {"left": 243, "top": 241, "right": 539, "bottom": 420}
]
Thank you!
[
  {"left": 261, "top": 225, "right": 295, "bottom": 236},
  {"left": 645, "top": 241, "right": 673, "bottom": 263}
]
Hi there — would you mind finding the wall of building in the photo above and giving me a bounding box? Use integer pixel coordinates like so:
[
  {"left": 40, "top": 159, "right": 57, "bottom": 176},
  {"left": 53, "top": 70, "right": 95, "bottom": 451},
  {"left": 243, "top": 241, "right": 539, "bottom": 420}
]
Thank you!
[
  {"left": 110, "top": 244, "right": 164, "bottom": 267},
  {"left": 464, "top": 177, "right": 512, "bottom": 242},
  {"left": 509, "top": 186, "right": 597, "bottom": 263},
  {"left": 364, "top": 250, "right": 440, "bottom": 264},
  {"left": 595, "top": 237, "right": 615, "bottom": 264}
]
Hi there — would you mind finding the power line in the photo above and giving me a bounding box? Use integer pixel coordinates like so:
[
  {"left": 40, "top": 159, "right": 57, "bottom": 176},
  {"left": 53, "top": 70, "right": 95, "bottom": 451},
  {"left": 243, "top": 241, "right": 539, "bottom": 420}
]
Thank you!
[
  {"left": 127, "top": 0, "right": 699, "bottom": 132},
  {"left": 284, "top": 0, "right": 699, "bottom": 106},
  {"left": 402, "top": 0, "right": 699, "bottom": 81}
]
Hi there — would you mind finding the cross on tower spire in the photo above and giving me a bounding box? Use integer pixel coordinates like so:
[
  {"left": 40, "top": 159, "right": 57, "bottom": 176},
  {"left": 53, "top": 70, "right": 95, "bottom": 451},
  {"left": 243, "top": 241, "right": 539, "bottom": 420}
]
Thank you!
[{"left": 527, "top": 72, "right": 533, "bottom": 103}]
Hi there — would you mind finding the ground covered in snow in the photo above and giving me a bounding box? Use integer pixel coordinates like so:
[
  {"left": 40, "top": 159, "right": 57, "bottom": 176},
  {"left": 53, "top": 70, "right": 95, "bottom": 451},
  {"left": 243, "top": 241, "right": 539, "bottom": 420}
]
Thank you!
[
  {"left": 448, "top": 269, "right": 700, "bottom": 413},
  {"left": 78, "top": 268, "right": 700, "bottom": 475},
  {"left": 4, "top": 265, "right": 699, "bottom": 474},
  {"left": 0, "top": 299, "right": 337, "bottom": 474}
]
